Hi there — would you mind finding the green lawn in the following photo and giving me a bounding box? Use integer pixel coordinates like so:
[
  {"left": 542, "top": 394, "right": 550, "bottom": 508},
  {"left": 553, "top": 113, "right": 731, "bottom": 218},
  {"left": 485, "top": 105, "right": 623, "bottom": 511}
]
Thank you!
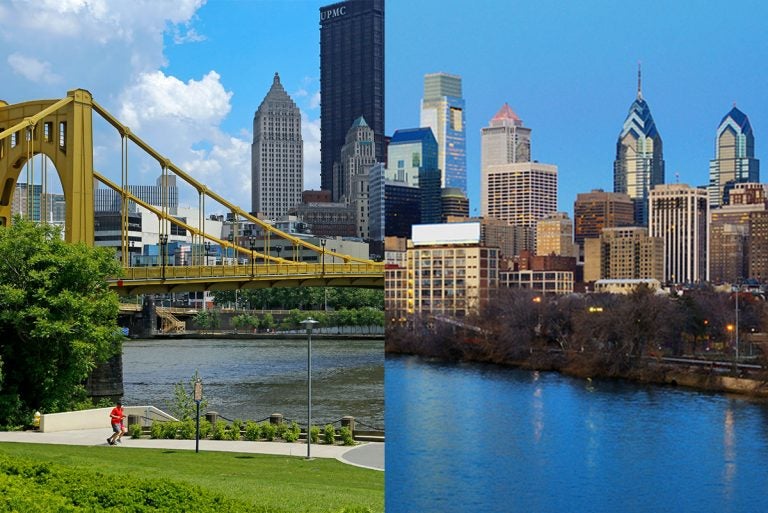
[{"left": 0, "top": 442, "right": 383, "bottom": 512}]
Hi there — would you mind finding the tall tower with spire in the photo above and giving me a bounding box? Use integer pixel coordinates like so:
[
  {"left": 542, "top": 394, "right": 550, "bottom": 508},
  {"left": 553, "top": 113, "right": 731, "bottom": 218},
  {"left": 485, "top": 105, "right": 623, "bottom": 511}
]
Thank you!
[
  {"left": 708, "top": 105, "right": 759, "bottom": 208},
  {"left": 613, "top": 64, "right": 665, "bottom": 226},
  {"left": 251, "top": 72, "right": 303, "bottom": 219}
]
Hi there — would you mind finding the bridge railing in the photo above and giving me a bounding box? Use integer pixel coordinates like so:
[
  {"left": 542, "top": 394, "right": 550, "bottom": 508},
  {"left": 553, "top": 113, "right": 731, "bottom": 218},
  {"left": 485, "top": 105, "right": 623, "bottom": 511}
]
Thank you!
[{"left": 117, "top": 261, "right": 382, "bottom": 281}]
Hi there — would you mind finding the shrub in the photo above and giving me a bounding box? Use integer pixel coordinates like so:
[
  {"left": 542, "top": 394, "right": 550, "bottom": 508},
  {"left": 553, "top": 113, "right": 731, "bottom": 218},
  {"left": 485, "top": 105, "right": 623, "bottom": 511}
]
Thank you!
[
  {"left": 275, "top": 422, "right": 288, "bottom": 439},
  {"left": 128, "top": 422, "right": 142, "bottom": 439},
  {"left": 227, "top": 420, "right": 242, "bottom": 441},
  {"left": 309, "top": 425, "right": 320, "bottom": 444},
  {"left": 261, "top": 421, "right": 276, "bottom": 441},
  {"left": 283, "top": 421, "right": 301, "bottom": 443},
  {"left": 178, "top": 419, "right": 196, "bottom": 440},
  {"left": 162, "top": 421, "right": 179, "bottom": 439},
  {"left": 323, "top": 424, "right": 336, "bottom": 445},
  {"left": 339, "top": 427, "right": 355, "bottom": 446},
  {"left": 244, "top": 421, "right": 261, "bottom": 441},
  {"left": 212, "top": 420, "right": 228, "bottom": 440},
  {"left": 199, "top": 419, "right": 212, "bottom": 439},
  {"left": 150, "top": 422, "right": 164, "bottom": 439}
]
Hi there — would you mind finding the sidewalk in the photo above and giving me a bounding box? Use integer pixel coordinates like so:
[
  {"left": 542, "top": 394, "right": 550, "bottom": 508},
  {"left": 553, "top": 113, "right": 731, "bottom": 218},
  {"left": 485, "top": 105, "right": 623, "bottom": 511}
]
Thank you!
[{"left": 0, "top": 428, "right": 384, "bottom": 471}]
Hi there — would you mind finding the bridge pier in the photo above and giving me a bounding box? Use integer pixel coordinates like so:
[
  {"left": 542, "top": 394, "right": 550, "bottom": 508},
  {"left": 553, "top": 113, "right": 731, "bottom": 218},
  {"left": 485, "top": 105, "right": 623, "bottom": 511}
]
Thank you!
[{"left": 85, "top": 353, "right": 124, "bottom": 401}]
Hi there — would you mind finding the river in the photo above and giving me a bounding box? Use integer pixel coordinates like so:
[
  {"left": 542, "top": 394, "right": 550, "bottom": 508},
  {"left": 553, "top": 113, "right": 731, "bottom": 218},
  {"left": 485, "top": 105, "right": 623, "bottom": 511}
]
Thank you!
[
  {"left": 122, "top": 337, "right": 384, "bottom": 429},
  {"left": 385, "top": 355, "right": 768, "bottom": 513}
]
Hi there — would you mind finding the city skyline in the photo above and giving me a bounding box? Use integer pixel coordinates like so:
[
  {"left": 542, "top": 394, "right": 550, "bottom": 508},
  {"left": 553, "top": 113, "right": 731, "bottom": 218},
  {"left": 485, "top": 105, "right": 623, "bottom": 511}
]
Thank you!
[{"left": 387, "top": 0, "right": 768, "bottom": 215}]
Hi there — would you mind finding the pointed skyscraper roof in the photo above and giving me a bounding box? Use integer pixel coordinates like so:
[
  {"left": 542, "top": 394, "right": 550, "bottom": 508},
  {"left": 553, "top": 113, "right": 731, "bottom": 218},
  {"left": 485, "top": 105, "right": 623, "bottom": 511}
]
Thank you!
[
  {"left": 350, "top": 116, "right": 369, "bottom": 127},
  {"left": 492, "top": 103, "right": 521, "bottom": 123},
  {"left": 258, "top": 72, "right": 296, "bottom": 110},
  {"left": 719, "top": 105, "right": 752, "bottom": 134}
]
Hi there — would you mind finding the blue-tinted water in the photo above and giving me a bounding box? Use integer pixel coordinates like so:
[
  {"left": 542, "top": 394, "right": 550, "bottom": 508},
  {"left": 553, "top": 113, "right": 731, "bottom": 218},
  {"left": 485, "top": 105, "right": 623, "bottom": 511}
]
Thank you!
[{"left": 385, "top": 355, "right": 768, "bottom": 513}]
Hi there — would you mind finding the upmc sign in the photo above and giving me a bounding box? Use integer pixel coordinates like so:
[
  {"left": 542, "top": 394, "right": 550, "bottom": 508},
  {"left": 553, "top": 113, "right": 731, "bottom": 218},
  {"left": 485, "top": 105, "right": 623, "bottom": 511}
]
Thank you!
[{"left": 320, "top": 5, "right": 346, "bottom": 22}]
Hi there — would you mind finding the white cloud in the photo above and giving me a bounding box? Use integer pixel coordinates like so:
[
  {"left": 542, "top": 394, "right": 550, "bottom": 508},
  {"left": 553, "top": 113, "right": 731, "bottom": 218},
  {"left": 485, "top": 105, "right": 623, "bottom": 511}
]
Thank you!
[
  {"left": 309, "top": 91, "right": 321, "bottom": 110},
  {"left": 7, "top": 53, "right": 61, "bottom": 84},
  {"left": 302, "top": 112, "right": 322, "bottom": 190}
]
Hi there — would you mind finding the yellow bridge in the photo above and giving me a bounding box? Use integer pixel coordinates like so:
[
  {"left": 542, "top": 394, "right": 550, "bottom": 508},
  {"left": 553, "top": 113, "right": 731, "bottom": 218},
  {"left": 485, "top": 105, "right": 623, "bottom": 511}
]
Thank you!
[{"left": 0, "top": 89, "right": 383, "bottom": 293}]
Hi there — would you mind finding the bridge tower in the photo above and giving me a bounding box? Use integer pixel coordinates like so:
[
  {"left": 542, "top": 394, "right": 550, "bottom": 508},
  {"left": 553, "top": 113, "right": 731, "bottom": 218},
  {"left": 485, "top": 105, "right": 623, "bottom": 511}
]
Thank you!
[{"left": 0, "top": 89, "right": 96, "bottom": 244}]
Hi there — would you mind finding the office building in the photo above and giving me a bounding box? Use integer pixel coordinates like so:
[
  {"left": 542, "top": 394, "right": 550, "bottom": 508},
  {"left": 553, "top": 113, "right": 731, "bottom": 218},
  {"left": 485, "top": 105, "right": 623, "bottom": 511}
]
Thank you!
[
  {"left": 536, "top": 212, "right": 577, "bottom": 257},
  {"left": 251, "top": 72, "right": 303, "bottom": 220},
  {"left": 481, "top": 161, "right": 557, "bottom": 229},
  {"left": 386, "top": 128, "right": 441, "bottom": 224},
  {"left": 481, "top": 103, "right": 531, "bottom": 168},
  {"left": 441, "top": 188, "right": 469, "bottom": 221},
  {"left": 614, "top": 66, "right": 665, "bottom": 226},
  {"left": 573, "top": 189, "right": 635, "bottom": 260},
  {"left": 583, "top": 227, "right": 664, "bottom": 283},
  {"left": 649, "top": 184, "right": 708, "bottom": 284},
  {"left": 709, "top": 182, "right": 768, "bottom": 283},
  {"left": 708, "top": 106, "right": 759, "bottom": 208},
  {"left": 319, "top": 0, "right": 384, "bottom": 195},
  {"left": 333, "top": 116, "right": 377, "bottom": 238},
  {"left": 94, "top": 175, "right": 179, "bottom": 215},
  {"left": 420, "top": 72, "right": 466, "bottom": 192},
  {"left": 445, "top": 215, "right": 530, "bottom": 260}
]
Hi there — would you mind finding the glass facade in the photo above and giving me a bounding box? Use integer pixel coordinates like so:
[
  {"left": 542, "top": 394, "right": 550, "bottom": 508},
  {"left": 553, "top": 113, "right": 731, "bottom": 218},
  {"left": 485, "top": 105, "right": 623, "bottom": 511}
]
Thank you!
[{"left": 421, "top": 73, "right": 466, "bottom": 193}]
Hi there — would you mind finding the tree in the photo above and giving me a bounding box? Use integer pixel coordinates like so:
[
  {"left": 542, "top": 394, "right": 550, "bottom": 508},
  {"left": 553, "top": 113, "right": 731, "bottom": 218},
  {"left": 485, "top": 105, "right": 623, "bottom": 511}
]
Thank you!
[
  {"left": 194, "top": 310, "right": 220, "bottom": 332},
  {"left": 0, "top": 219, "right": 122, "bottom": 425}
]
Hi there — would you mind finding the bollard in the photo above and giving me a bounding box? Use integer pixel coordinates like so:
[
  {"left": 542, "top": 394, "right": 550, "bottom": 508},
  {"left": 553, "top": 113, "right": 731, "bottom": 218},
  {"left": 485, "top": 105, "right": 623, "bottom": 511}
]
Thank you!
[
  {"left": 127, "top": 414, "right": 140, "bottom": 427},
  {"left": 269, "top": 413, "right": 284, "bottom": 425},
  {"left": 341, "top": 416, "right": 355, "bottom": 435},
  {"left": 205, "top": 412, "right": 218, "bottom": 425}
]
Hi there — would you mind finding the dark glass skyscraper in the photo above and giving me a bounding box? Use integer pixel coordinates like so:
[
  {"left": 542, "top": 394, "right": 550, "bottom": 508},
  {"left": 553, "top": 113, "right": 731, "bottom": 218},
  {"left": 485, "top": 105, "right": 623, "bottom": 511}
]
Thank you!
[
  {"left": 319, "top": 0, "right": 384, "bottom": 195},
  {"left": 708, "top": 106, "right": 759, "bottom": 208}
]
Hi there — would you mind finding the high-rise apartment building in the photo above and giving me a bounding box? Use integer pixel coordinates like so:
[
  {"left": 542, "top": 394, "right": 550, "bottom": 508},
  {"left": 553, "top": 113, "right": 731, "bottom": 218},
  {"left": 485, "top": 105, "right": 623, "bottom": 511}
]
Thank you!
[
  {"left": 251, "top": 73, "right": 303, "bottom": 220},
  {"left": 614, "top": 67, "right": 665, "bottom": 226},
  {"left": 420, "top": 72, "right": 466, "bottom": 192},
  {"left": 708, "top": 106, "right": 759, "bottom": 208},
  {"left": 441, "top": 188, "right": 469, "bottom": 221},
  {"left": 386, "top": 128, "right": 441, "bottom": 224},
  {"left": 573, "top": 189, "right": 635, "bottom": 259},
  {"left": 536, "top": 212, "right": 577, "bottom": 258},
  {"left": 709, "top": 182, "right": 768, "bottom": 283},
  {"left": 319, "top": 0, "right": 384, "bottom": 195},
  {"left": 649, "top": 184, "right": 708, "bottom": 284},
  {"left": 583, "top": 227, "right": 663, "bottom": 283}
]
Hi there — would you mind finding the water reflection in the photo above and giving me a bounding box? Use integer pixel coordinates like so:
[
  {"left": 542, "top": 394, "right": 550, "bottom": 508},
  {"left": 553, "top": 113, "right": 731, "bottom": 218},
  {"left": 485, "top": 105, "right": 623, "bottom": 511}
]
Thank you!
[{"left": 386, "top": 355, "right": 768, "bottom": 513}]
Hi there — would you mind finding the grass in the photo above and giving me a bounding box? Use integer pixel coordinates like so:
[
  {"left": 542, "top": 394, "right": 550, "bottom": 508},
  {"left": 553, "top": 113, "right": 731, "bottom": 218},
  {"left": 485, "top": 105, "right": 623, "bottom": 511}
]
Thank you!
[{"left": 0, "top": 442, "right": 383, "bottom": 513}]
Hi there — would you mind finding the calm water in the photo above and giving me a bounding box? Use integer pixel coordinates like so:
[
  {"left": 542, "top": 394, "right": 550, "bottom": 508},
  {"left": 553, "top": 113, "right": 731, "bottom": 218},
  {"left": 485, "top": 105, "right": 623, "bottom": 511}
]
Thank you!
[
  {"left": 385, "top": 355, "right": 768, "bottom": 513},
  {"left": 122, "top": 338, "right": 384, "bottom": 429}
]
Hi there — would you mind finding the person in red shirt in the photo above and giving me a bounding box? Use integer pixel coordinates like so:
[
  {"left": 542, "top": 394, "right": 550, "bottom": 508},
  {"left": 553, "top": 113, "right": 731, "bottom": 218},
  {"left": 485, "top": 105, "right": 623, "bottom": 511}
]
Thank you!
[{"left": 107, "top": 401, "right": 126, "bottom": 445}]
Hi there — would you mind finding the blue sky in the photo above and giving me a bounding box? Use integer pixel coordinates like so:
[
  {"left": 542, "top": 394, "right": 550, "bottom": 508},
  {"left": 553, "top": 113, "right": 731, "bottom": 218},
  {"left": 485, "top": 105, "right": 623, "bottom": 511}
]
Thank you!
[
  {"left": 387, "top": 0, "right": 768, "bottom": 214},
  {"left": 2, "top": 0, "right": 767, "bottom": 215}
]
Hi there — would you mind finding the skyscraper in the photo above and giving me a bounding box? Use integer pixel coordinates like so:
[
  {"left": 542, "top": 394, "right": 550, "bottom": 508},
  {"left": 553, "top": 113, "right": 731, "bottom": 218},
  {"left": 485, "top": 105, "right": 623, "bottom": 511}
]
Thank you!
[
  {"left": 319, "top": 0, "right": 384, "bottom": 196},
  {"left": 708, "top": 106, "right": 760, "bottom": 208},
  {"left": 420, "top": 72, "right": 466, "bottom": 193},
  {"left": 481, "top": 104, "right": 555, "bottom": 250},
  {"left": 649, "top": 184, "right": 708, "bottom": 284},
  {"left": 386, "top": 128, "right": 441, "bottom": 225},
  {"left": 573, "top": 189, "right": 635, "bottom": 260},
  {"left": 334, "top": 117, "right": 376, "bottom": 238},
  {"left": 614, "top": 66, "right": 665, "bottom": 226},
  {"left": 251, "top": 73, "right": 303, "bottom": 220}
]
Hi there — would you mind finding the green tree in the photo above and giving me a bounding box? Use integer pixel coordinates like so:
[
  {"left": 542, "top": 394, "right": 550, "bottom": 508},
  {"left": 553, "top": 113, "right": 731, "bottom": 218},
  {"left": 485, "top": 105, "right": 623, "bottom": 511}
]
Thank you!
[
  {"left": 167, "top": 370, "right": 209, "bottom": 421},
  {"left": 0, "top": 219, "right": 122, "bottom": 425},
  {"left": 194, "top": 310, "right": 220, "bottom": 332}
]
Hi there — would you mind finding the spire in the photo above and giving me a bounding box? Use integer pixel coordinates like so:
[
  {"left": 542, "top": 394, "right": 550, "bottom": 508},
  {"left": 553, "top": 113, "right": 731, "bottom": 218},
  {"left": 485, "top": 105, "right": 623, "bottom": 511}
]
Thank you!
[
  {"left": 273, "top": 72, "right": 280, "bottom": 85},
  {"left": 637, "top": 61, "right": 642, "bottom": 100}
]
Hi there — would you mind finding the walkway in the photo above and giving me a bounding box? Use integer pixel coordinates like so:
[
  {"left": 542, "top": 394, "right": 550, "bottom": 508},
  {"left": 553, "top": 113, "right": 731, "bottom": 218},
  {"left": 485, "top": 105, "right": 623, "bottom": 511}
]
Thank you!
[{"left": 0, "top": 428, "right": 384, "bottom": 471}]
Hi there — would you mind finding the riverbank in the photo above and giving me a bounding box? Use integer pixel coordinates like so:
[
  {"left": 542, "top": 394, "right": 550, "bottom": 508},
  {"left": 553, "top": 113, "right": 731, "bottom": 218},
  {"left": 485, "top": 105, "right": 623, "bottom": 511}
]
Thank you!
[
  {"left": 386, "top": 336, "right": 768, "bottom": 398},
  {"left": 139, "top": 332, "right": 384, "bottom": 340}
]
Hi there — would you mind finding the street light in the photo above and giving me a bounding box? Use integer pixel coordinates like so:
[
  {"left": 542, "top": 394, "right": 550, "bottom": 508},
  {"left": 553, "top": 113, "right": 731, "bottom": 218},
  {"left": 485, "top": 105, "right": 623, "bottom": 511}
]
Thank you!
[
  {"left": 300, "top": 317, "right": 319, "bottom": 460},
  {"left": 320, "top": 238, "right": 327, "bottom": 311},
  {"left": 204, "top": 241, "right": 211, "bottom": 266},
  {"left": 249, "top": 236, "right": 256, "bottom": 278},
  {"left": 159, "top": 234, "right": 168, "bottom": 280},
  {"left": 320, "top": 238, "right": 326, "bottom": 276}
]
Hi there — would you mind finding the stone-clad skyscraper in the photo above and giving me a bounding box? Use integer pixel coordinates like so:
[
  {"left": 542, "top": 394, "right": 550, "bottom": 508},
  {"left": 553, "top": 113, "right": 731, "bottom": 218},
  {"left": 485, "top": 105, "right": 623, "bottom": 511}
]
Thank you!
[
  {"left": 420, "top": 72, "right": 466, "bottom": 193},
  {"left": 613, "top": 66, "right": 665, "bottom": 226},
  {"left": 708, "top": 106, "right": 759, "bottom": 208},
  {"left": 251, "top": 73, "right": 303, "bottom": 219},
  {"left": 319, "top": 0, "right": 384, "bottom": 196}
]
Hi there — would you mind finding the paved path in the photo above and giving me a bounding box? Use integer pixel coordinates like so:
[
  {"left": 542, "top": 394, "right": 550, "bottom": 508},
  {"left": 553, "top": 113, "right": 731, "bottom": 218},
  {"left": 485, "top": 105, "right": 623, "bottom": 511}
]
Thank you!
[{"left": 0, "top": 429, "right": 384, "bottom": 471}]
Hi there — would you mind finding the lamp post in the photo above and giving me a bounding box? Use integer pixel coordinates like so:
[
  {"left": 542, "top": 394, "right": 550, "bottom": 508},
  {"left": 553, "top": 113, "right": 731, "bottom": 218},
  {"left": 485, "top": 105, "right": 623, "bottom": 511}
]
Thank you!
[
  {"left": 129, "top": 240, "right": 134, "bottom": 266},
  {"left": 320, "top": 239, "right": 327, "bottom": 311},
  {"left": 249, "top": 236, "right": 256, "bottom": 278},
  {"left": 194, "top": 378, "right": 203, "bottom": 454},
  {"left": 320, "top": 238, "right": 326, "bottom": 276},
  {"left": 735, "top": 284, "right": 740, "bottom": 362},
  {"left": 228, "top": 233, "right": 234, "bottom": 266},
  {"left": 159, "top": 234, "right": 168, "bottom": 280},
  {"left": 204, "top": 241, "right": 211, "bottom": 266},
  {"left": 300, "top": 317, "right": 319, "bottom": 460}
]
